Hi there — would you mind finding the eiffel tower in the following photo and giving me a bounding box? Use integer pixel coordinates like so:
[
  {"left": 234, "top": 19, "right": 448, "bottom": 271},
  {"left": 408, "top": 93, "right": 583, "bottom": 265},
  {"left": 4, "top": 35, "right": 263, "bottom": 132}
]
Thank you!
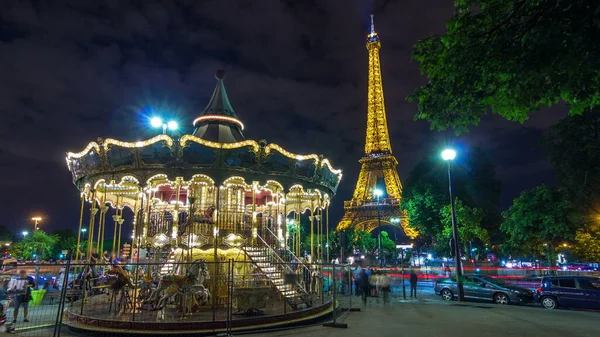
[{"left": 337, "top": 15, "right": 417, "bottom": 238}]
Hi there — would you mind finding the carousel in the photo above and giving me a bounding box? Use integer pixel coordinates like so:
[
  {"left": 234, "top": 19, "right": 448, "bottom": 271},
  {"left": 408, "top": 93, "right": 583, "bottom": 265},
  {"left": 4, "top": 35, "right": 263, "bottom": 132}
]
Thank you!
[{"left": 63, "top": 70, "right": 342, "bottom": 334}]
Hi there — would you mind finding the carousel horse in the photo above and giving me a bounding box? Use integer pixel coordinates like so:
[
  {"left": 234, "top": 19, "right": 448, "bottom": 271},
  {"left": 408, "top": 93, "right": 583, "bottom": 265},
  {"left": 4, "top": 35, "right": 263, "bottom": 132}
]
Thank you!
[
  {"left": 147, "top": 259, "right": 209, "bottom": 313},
  {"left": 194, "top": 206, "right": 215, "bottom": 224},
  {"left": 105, "top": 264, "right": 134, "bottom": 312},
  {"left": 186, "top": 284, "right": 211, "bottom": 313},
  {"left": 138, "top": 272, "right": 157, "bottom": 303}
]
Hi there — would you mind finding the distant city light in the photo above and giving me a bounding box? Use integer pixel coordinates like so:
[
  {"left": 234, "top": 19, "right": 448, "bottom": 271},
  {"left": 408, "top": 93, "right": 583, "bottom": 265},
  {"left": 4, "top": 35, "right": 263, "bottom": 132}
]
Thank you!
[
  {"left": 373, "top": 189, "right": 383, "bottom": 197},
  {"left": 167, "top": 121, "right": 178, "bottom": 130}
]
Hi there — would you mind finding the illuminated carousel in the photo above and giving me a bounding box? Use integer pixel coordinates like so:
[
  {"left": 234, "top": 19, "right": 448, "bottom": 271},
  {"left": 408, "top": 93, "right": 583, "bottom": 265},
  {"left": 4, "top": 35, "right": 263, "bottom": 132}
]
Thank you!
[{"left": 63, "top": 70, "right": 342, "bottom": 334}]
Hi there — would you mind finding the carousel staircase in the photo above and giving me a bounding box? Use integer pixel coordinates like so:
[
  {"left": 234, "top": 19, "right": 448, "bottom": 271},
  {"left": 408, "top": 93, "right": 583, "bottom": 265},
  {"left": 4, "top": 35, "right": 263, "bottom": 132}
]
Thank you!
[
  {"left": 243, "top": 230, "right": 313, "bottom": 309},
  {"left": 160, "top": 251, "right": 177, "bottom": 275}
]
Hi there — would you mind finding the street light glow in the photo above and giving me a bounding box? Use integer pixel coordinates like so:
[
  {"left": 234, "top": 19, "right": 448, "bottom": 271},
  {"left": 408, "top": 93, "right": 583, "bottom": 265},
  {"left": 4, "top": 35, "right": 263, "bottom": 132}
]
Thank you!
[
  {"left": 441, "top": 149, "right": 457, "bottom": 161},
  {"left": 22, "top": 231, "right": 29, "bottom": 236},
  {"left": 31, "top": 217, "right": 42, "bottom": 222},
  {"left": 167, "top": 121, "right": 178, "bottom": 130},
  {"left": 81, "top": 228, "right": 87, "bottom": 233},
  {"left": 150, "top": 117, "right": 163, "bottom": 128},
  {"left": 373, "top": 189, "right": 383, "bottom": 197}
]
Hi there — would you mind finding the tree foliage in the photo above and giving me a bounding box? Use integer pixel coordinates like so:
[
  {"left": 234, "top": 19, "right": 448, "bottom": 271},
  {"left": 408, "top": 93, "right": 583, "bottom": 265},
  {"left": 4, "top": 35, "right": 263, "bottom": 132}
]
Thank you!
[
  {"left": 573, "top": 227, "right": 600, "bottom": 262},
  {"left": 409, "top": 0, "right": 600, "bottom": 131},
  {"left": 21, "top": 231, "right": 59, "bottom": 260},
  {"left": 543, "top": 111, "right": 600, "bottom": 217},
  {"left": 401, "top": 147, "right": 501, "bottom": 251},
  {"left": 440, "top": 199, "right": 490, "bottom": 256},
  {"left": 500, "top": 185, "right": 575, "bottom": 258}
]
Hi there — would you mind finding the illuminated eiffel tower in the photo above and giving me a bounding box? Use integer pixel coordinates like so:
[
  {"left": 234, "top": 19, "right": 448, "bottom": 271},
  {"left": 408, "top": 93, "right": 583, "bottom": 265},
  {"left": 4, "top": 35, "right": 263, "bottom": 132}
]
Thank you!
[{"left": 337, "top": 15, "right": 417, "bottom": 238}]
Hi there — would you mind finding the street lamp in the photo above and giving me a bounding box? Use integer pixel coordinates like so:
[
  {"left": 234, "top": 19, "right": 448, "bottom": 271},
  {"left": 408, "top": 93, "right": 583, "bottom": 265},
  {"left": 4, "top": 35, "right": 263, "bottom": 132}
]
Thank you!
[
  {"left": 31, "top": 217, "right": 42, "bottom": 231},
  {"left": 441, "top": 148, "right": 464, "bottom": 301},
  {"left": 374, "top": 188, "right": 384, "bottom": 267},
  {"left": 22, "top": 231, "right": 29, "bottom": 237},
  {"left": 150, "top": 117, "right": 178, "bottom": 134}
]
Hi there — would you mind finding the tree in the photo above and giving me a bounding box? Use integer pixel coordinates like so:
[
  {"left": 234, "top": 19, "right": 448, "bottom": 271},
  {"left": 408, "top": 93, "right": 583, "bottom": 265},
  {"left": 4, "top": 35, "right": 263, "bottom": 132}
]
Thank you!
[
  {"left": 440, "top": 199, "right": 490, "bottom": 257},
  {"left": 401, "top": 147, "right": 501, "bottom": 250},
  {"left": 22, "top": 231, "right": 59, "bottom": 288},
  {"left": 8, "top": 241, "right": 26, "bottom": 260},
  {"left": 380, "top": 231, "right": 396, "bottom": 253},
  {"left": 0, "top": 226, "right": 13, "bottom": 242},
  {"left": 52, "top": 229, "right": 78, "bottom": 258},
  {"left": 573, "top": 227, "right": 600, "bottom": 262},
  {"left": 500, "top": 185, "right": 575, "bottom": 262},
  {"left": 23, "top": 231, "right": 59, "bottom": 261},
  {"left": 542, "top": 111, "right": 600, "bottom": 217},
  {"left": 409, "top": 0, "right": 600, "bottom": 131}
]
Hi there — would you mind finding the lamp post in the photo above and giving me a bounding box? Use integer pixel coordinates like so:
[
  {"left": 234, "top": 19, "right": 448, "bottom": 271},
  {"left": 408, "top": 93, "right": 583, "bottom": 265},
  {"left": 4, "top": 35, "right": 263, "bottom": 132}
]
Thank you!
[
  {"left": 374, "top": 188, "right": 383, "bottom": 267},
  {"left": 441, "top": 148, "right": 464, "bottom": 301},
  {"left": 32, "top": 217, "right": 42, "bottom": 231}
]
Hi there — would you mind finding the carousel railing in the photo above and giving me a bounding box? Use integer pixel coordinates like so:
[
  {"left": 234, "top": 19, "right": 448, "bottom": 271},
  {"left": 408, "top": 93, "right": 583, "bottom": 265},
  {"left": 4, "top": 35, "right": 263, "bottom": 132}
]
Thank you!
[
  {"left": 262, "top": 225, "right": 312, "bottom": 276},
  {"left": 243, "top": 224, "right": 311, "bottom": 297}
]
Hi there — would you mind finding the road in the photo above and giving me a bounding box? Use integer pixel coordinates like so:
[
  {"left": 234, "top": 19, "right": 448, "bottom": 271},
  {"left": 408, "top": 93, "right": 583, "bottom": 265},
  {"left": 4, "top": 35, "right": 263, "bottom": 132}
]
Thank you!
[{"left": 5, "top": 279, "right": 598, "bottom": 336}]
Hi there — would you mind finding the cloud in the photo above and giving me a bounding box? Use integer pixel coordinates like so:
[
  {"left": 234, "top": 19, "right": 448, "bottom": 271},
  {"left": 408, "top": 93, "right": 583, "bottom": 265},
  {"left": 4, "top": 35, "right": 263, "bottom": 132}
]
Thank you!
[{"left": 0, "top": 0, "right": 559, "bottom": 229}]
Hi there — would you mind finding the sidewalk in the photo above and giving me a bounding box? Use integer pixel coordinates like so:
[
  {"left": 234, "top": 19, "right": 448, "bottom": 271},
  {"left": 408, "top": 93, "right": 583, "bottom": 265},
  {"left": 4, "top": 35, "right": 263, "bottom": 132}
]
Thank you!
[{"left": 245, "top": 297, "right": 600, "bottom": 337}]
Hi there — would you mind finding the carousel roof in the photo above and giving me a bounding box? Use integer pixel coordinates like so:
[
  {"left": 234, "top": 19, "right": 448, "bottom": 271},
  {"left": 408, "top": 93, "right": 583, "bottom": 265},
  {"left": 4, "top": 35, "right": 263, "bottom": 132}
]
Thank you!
[
  {"left": 192, "top": 70, "right": 245, "bottom": 143},
  {"left": 66, "top": 71, "right": 342, "bottom": 195}
]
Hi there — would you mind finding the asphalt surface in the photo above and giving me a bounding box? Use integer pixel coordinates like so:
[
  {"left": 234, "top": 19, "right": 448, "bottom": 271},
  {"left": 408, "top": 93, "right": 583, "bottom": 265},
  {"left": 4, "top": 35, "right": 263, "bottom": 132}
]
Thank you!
[{"left": 3, "top": 280, "right": 598, "bottom": 336}]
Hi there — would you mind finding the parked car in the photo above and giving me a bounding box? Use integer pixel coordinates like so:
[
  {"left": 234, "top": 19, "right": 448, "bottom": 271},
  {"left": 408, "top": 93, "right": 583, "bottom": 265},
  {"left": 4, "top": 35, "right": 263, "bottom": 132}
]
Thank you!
[
  {"left": 434, "top": 275, "right": 534, "bottom": 304},
  {"left": 536, "top": 276, "right": 600, "bottom": 310}
]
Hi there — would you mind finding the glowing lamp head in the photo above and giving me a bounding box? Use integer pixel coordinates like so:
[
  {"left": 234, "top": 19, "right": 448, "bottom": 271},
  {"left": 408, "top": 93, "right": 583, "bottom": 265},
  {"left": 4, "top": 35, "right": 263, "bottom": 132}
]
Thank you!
[
  {"left": 373, "top": 189, "right": 383, "bottom": 197},
  {"left": 167, "top": 121, "right": 178, "bottom": 130},
  {"left": 150, "top": 117, "right": 163, "bottom": 128},
  {"left": 22, "top": 231, "right": 28, "bottom": 236},
  {"left": 441, "top": 149, "right": 457, "bottom": 161}
]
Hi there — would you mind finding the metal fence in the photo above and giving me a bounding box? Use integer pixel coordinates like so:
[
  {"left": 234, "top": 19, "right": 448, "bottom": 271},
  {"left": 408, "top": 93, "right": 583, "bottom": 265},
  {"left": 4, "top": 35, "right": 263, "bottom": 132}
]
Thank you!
[{"left": 2, "top": 259, "right": 365, "bottom": 336}]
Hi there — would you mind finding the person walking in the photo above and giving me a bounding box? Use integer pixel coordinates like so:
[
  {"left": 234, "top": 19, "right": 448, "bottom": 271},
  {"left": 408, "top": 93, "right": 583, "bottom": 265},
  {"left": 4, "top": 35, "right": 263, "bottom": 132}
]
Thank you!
[
  {"left": 379, "top": 272, "right": 391, "bottom": 304},
  {"left": 7, "top": 270, "right": 34, "bottom": 324},
  {"left": 353, "top": 266, "right": 362, "bottom": 297},
  {"left": 358, "top": 268, "right": 370, "bottom": 304},
  {"left": 410, "top": 270, "right": 418, "bottom": 298}
]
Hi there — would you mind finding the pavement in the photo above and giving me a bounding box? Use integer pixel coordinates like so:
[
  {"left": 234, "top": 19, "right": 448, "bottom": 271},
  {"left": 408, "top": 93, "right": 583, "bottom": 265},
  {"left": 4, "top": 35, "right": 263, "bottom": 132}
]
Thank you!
[{"left": 3, "top": 282, "right": 599, "bottom": 336}]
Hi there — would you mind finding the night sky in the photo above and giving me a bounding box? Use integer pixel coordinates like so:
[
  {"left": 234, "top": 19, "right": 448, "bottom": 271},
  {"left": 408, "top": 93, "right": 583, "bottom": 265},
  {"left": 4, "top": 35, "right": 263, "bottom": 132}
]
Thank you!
[{"left": 0, "top": 0, "right": 567, "bottom": 235}]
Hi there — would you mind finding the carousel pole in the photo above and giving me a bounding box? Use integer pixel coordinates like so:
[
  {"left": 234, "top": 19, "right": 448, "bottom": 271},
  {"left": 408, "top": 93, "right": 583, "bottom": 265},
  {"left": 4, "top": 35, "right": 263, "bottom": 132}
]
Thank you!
[
  {"left": 87, "top": 193, "right": 98, "bottom": 262},
  {"left": 283, "top": 192, "right": 288, "bottom": 262},
  {"left": 97, "top": 184, "right": 107, "bottom": 255},
  {"left": 310, "top": 200, "right": 314, "bottom": 264},
  {"left": 212, "top": 186, "right": 220, "bottom": 321},
  {"left": 112, "top": 197, "right": 120, "bottom": 256},
  {"left": 252, "top": 183, "right": 256, "bottom": 245},
  {"left": 96, "top": 207, "right": 103, "bottom": 254},
  {"left": 296, "top": 196, "right": 301, "bottom": 257},
  {"left": 75, "top": 195, "right": 85, "bottom": 264},
  {"left": 117, "top": 215, "right": 124, "bottom": 258},
  {"left": 326, "top": 204, "right": 330, "bottom": 263},
  {"left": 318, "top": 207, "right": 322, "bottom": 263},
  {"left": 173, "top": 179, "right": 181, "bottom": 243}
]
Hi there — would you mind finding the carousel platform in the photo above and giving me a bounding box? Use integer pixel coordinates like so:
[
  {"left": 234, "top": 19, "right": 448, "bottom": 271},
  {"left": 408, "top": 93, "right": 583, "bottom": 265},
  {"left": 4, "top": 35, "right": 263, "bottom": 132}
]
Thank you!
[{"left": 63, "top": 293, "right": 333, "bottom": 335}]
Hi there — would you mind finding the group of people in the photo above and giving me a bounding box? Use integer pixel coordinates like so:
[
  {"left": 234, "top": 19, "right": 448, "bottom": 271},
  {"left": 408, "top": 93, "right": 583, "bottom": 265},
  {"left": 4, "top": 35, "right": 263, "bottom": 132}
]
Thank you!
[
  {"left": 351, "top": 267, "right": 420, "bottom": 303},
  {"left": 353, "top": 267, "right": 391, "bottom": 303}
]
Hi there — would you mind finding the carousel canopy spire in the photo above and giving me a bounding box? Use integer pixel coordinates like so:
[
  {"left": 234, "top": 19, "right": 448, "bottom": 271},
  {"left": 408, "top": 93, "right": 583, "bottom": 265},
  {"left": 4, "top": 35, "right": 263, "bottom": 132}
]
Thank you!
[{"left": 192, "top": 70, "right": 245, "bottom": 143}]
